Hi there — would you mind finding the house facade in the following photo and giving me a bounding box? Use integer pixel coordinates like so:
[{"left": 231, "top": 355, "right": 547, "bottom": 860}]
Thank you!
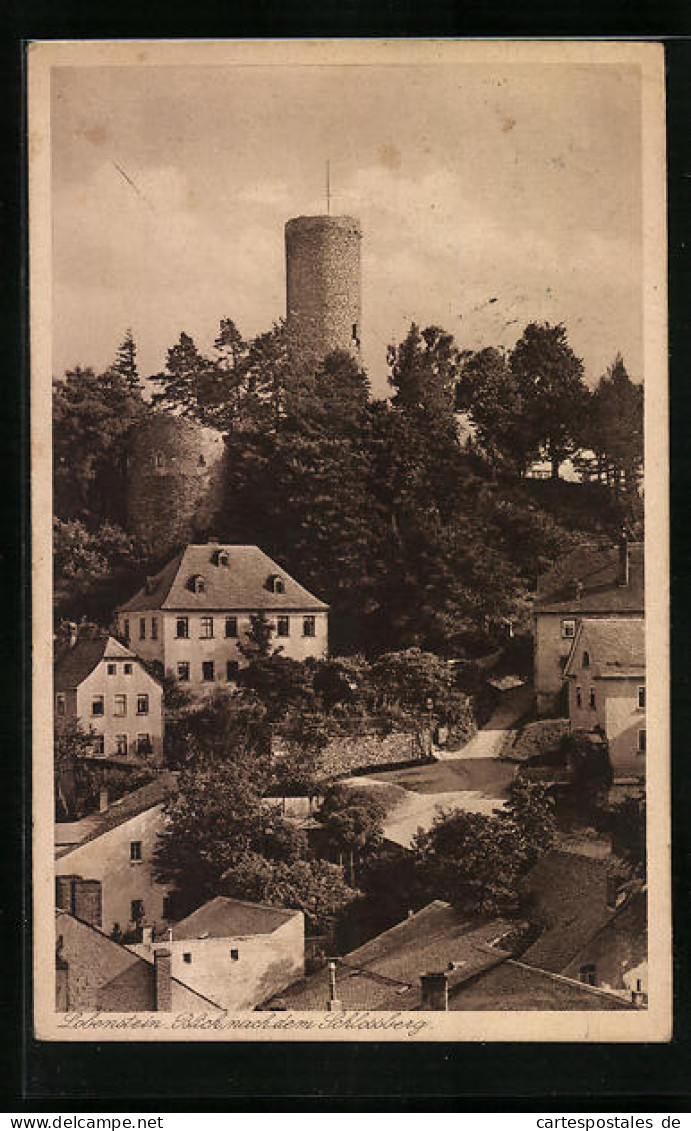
[
  {"left": 55, "top": 777, "right": 174, "bottom": 937},
  {"left": 564, "top": 617, "right": 646, "bottom": 779},
  {"left": 115, "top": 543, "right": 328, "bottom": 693},
  {"left": 54, "top": 630, "right": 164, "bottom": 761},
  {"left": 533, "top": 535, "right": 644, "bottom": 716},
  {"left": 130, "top": 896, "right": 305, "bottom": 1011}
]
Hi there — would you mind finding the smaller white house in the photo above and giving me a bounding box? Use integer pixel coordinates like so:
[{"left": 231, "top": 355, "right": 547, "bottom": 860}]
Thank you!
[
  {"left": 564, "top": 617, "right": 646, "bottom": 780},
  {"left": 55, "top": 775, "right": 175, "bottom": 937},
  {"left": 130, "top": 896, "right": 305, "bottom": 1011},
  {"left": 54, "top": 628, "right": 164, "bottom": 761}
]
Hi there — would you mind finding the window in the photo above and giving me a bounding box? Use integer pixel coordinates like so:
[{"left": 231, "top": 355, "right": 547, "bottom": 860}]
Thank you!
[
  {"left": 226, "top": 660, "right": 239, "bottom": 681},
  {"left": 92, "top": 735, "right": 105, "bottom": 756},
  {"left": 151, "top": 617, "right": 158, "bottom": 641},
  {"left": 582, "top": 650, "right": 590, "bottom": 668},
  {"left": 139, "top": 617, "right": 146, "bottom": 640},
  {"left": 200, "top": 616, "right": 214, "bottom": 639},
  {"left": 589, "top": 688, "right": 596, "bottom": 710},
  {"left": 230, "top": 948, "right": 239, "bottom": 961},
  {"left": 137, "top": 733, "right": 151, "bottom": 755},
  {"left": 183, "top": 952, "right": 192, "bottom": 964},
  {"left": 561, "top": 619, "right": 576, "bottom": 639},
  {"left": 115, "top": 734, "right": 128, "bottom": 755},
  {"left": 123, "top": 618, "right": 130, "bottom": 641},
  {"left": 575, "top": 686, "right": 582, "bottom": 709},
  {"left": 268, "top": 574, "right": 285, "bottom": 594},
  {"left": 176, "top": 617, "right": 189, "bottom": 639},
  {"left": 638, "top": 686, "right": 646, "bottom": 710},
  {"left": 579, "top": 964, "right": 597, "bottom": 987},
  {"left": 107, "top": 663, "right": 116, "bottom": 676},
  {"left": 124, "top": 663, "right": 132, "bottom": 675},
  {"left": 130, "top": 841, "right": 142, "bottom": 862},
  {"left": 130, "top": 900, "right": 144, "bottom": 923},
  {"left": 137, "top": 694, "right": 149, "bottom": 716},
  {"left": 303, "top": 615, "right": 316, "bottom": 638},
  {"left": 202, "top": 661, "right": 215, "bottom": 682},
  {"left": 218, "top": 551, "right": 229, "bottom": 567},
  {"left": 225, "top": 616, "right": 238, "bottom": 638},
  {"left": 114, "top": 694, "right": 127, "bottom": 717},
  {"left": 198, "top": 454, "right": 206, "bottom": 467},
  {"left": 91, "top": 695, "right": 104, "bottom": 716},
  {"left": 162, "top": 896, "right": 173, "bottom": 919},
  {"left": 188, "top": 574, "right": 206, "bottom": 594},
  {"left": 154, "top": 451, "right": 164, "bottom": 469},
  {"left": 177, "top": 662, "right": 190, "bottom": 682},
  {"left": 352, "top": 322, "right": 359, "bottom": 341},
  {"left": 56, "top": 693, "right": 66, "bottom": 717},
  {"left": 638, "top": 728, "right": 646, "bottom": 753},
  {"left": 277, "top": 615, "right": 290, "bottom": 637}
]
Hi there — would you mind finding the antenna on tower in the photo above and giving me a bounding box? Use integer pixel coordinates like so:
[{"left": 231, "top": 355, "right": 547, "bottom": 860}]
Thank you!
[{"left": 326, "top": 160, "right": 331, "bottom": 216}]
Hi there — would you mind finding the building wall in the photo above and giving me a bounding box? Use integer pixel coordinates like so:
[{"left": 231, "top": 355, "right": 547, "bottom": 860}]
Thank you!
[
  {"left": 55, "top": 804, "right": 171, "bottom": 935},
  {"left": 535, "top": 611, "right": 643, "bottom": 716},
  {"left": 285, "top": 215, "right": 362, "bottom": 363},
  {"left": 72, "top": 659, "right": 163, "bottom": 761},
  {"left": 126, "top": 415, "right": 226, "bottom": 554},
  {"left": 118, "top": 609, "right": 328, "bottom": 692},
  {"left": 133, "top": 913, "right": 305, "bottom": 1011},
  {"left": 603, "top": 681, "right": 646, "bottom": 777}
]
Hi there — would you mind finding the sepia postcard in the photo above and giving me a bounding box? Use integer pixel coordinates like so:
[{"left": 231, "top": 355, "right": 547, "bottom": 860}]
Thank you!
[{"left": 30, "top": 38, "right": 670, "bottom": 1042}]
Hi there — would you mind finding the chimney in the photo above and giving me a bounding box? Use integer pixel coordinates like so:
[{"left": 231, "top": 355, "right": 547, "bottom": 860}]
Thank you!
[
  {"left": 99, "top": 786, "right": 109, "bottom": 813},
  {"left": 55, "top": 874, "right": 81, "bottom": 914},
  {"left": 631, "top": 979, "right": 647, "bottom": 1008},
  {"left": 141, "top": 925, "right": 153, "bottom": 947},
  {"left": 617, "top": 530, "right": 630, "bottom": 587},
  {"left": 326, "top": 959, "right": 342, "bottom": 1012},
  {"left": 154, "top": 948, "right": 173, "bottom": 1012},
  {"left": 72, "top": 879, "right": 103, "bottom": 928},
  {"left": 68, "top": 622, "right": 78, "bottom": 649},
  {"left": 420, "top": 971, "right": 449, "bottom": 1011}
]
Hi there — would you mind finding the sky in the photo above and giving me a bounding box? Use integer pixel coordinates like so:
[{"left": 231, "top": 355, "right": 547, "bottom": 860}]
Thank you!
[{"left": 51, "top": 59, "right": 643, "bottom": 397}]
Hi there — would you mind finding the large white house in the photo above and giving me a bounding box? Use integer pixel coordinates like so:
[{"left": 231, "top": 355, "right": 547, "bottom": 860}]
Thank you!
[{"left": 115, "top": 543, "right": 329, "bottom": 693}]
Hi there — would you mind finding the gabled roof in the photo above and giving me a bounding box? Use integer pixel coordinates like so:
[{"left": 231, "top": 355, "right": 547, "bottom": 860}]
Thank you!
[
  {"left": 172, "top": 896, "right": 299, "bottom": 941},
  {"left": 116, "top": 544, "right": 328, "bottom": 614},
  {"left": 564, "top": 618, "right": 645, "bottom": 680},
  {"left": 449, "top": 958, "right": 636, "bottom": 1010},
  {"left": 265, "top": 901, "right": 514, "bottom": 1010},
  {"left": 54, "top": 634, "right": 148, "bottom": 692},
  {"left": 55, "top": 773, "right": 176, "bottom": 859},
  {"left": 56, "top": 909, "right": 219, "bottom": 1011},
  {"left": 518, "top": 850, "right": 614, "bottom": 974},
  {"left": 535, "top": 542, "right": 644, "bottom": 615}
]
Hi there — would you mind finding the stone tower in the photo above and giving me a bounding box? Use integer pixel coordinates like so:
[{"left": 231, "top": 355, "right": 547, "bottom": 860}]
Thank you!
[
  {"left": 285, "top": 215, "right": 362, "bottom": 364},
  {"left": 125, "top": 415, "right": 226, "bottom": 554}
]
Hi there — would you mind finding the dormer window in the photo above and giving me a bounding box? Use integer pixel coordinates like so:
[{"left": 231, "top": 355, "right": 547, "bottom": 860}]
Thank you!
[
  {"left": 267, "top": 574, "right": 285, "bottom": 595},
  {"left": 187, "top": 574, "right": 206, "bottom": 594},
  {"left": 217, "top": 551, "right": 230, "bottom": 567}
]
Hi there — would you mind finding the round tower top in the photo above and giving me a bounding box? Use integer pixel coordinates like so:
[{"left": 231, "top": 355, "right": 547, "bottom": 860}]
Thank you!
[{"left": 285, "top": 214, "right": 362, "bottom": 238}]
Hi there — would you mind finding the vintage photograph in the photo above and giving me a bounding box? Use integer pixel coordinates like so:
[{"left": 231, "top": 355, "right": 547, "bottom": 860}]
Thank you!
[{"left": 30, "top": 39, "right": 669, "bottom": 1041}]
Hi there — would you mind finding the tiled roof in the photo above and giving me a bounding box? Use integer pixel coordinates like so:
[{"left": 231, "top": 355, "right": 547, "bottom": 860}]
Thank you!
[
  {"left": 535, "top": 542, "right": 644, "bottom": 614},
  {"left": 449, "top": 958, "right": 635, "bottom": 1010},
  {"left": 518, "top": 851, "right": 614, "bottom": 974},
  {"left": 565, "top": 618, "right": 645, "bottom": 680},
  {"left": 55, "top": 773, "right": 176, "bottom": 859},
  {"left": 54, "top": 634, "right": 141, "bottom": 692},
  {"left": 56, "top": 910, "right": 220, "bottom": 1010},
  {"left": 172, "top": 896, "right": 299, "bottom": 940},
  {"left": 116, "top": 544, "right": 328, "bottom": 614},
  {"left": 265, "top": 901, "right": 514, "bottom": 1010}
]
